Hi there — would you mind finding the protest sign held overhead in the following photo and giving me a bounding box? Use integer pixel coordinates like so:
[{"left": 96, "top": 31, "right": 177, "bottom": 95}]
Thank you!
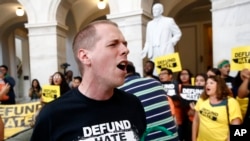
[
  {"left": 154, "top": 53, "right": 182, "bottom": 74},
  {"left": 231, "top": 46, "right": 250, "bottom": 71}
]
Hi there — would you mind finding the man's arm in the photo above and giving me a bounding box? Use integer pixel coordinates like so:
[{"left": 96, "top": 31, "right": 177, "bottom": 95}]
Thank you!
[{"left": 238, "top": 68, "right": 250, "bottom": 98}]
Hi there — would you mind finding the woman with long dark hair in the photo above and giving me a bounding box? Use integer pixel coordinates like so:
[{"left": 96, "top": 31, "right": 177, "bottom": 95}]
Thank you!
[
  {"left": 51, "top": 72, "right": 70, "bottom": 95},
  {"left": 29, "top": 79, "right": 42, "bottom": 101}
]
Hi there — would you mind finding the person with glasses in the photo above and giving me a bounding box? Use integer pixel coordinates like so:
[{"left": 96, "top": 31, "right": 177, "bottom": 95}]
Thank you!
[
  {"left": 177, "top": 69, "right": 193, "bottom": 141},
  {"left": 51, "top": 71, "right": 70, "bottom": 96},
  {"left": 159, "top": 68, "right": 181, "bottom": 126}
]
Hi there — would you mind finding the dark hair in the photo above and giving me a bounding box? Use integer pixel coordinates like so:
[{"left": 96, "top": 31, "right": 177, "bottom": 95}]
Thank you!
[
  {"left": 65, "top": 70, "right": 73, "bottom": 76},
  {"left": 195, "top": 73, "right": 208, "bottom": 81},
  {"left": 51, "top": 72, "right": 70, "bottom": 95},
  {"left": 31, "top": 79, "right": 42, "bottom": 92},
  {"left": 74, "top": 76, "right": 82, "bottom": 82},
  {"left": 0, "top": 65, "right": 8, "bottom": 71},
  {"left": 160, "top": 68, "right": 173, "bottom": 75},
  {"left": 207, "top": 68, "right": 221, "bottom": 76},
  {"left": 144, "top": 60, "right": 155, "bottom": 76},
  {"left": 177, "top": 69, "right": 193, "bottom": 84},
  {"left": 200, "top": 75, "right": 230, "bottom": 100},
  {"left": 146, "top": 60, "right": 155, "bottom": 68},
  {"left": 65, "top": 70, "right": 73, "bottom": 82},
  {"left": 126, "top": 62, "right": 136, "bottom": 74}
]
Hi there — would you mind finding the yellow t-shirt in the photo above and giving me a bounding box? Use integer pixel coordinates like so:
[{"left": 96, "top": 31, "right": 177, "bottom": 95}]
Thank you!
[
  {"left": 236, "top": 96, "right": 249, "bottom": 119},
  {"left": 195, "top": 97, "right": 242, "bottom": 141}
]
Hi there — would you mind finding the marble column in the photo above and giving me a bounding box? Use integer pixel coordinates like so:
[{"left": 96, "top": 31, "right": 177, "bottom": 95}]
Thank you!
[
  {"left": 107, "top": 11, "right": 151, "bottom": 76},
  {"left": 25, "top": 23, "right": 68, "bottom": 85},
  {"left": 107, "top": 0, "right": 154, "bottom": 75}
]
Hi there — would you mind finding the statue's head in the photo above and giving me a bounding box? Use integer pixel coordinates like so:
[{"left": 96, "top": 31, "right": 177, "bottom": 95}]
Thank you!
[{"left": 152, "top": 3, "right": 164, "bottom": 17}]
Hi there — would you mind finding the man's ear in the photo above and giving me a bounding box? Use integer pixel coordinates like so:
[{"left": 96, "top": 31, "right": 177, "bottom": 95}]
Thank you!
[{"left": 78, "top": 49, "right": 91, "bottom": 65}]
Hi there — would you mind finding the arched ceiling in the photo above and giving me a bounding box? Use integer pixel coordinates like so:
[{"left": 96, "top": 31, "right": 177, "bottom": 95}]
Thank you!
[
  {"left": 0, "top": 0, "right": 27, "bottom": 37},
  {"left": 0, "top": 1, "right": 26, "bottom": 28},
  {"left": 68, "top": 0, "right": 109, "bottom": 30},
  {"left": 0, "top": 0, "right": 211, "bottom": 36},
  {"left": 158, "top": 0, "right": 211, "bottom": 23},
  {"left": 0, "top": 0, "right": 110, "bottom": 36},
  {"left": 175, "top": 0, "right": 211, "bottom": 24}
]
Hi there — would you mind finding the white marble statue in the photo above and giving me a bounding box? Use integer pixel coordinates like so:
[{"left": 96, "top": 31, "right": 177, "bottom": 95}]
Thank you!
[{"left": 142, "top": 3, "right": 182, "bottom": 61}]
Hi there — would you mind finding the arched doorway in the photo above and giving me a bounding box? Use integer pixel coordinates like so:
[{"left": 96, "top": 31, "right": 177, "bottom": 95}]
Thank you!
[{"left": 174, "top": 0, "right": 212, "bottom": 75}]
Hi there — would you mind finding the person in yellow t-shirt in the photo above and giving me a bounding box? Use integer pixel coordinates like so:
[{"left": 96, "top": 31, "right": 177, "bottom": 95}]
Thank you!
[{"left": 192, "top": 75, "right": 242, "bottom": 141}]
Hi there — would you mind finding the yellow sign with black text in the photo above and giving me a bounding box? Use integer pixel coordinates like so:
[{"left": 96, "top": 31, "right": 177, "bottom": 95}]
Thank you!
[
  {"left": 0, "top": 101, "right": 42, "bottom": 139},
  {"left": 231, "top": 46, "right": 250, "bottom": 71},
  {"left": 42, "top": 85, "right": 60, "bottom": 103},
  {"left": 154, "top": 52, "right": 182, "bottom": 74}
]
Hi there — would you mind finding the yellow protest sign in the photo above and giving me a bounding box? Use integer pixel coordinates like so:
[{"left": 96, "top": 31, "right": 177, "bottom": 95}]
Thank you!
[
  {"left": 154, "top": 52, "right": 182, "bottom": 74},
  {"left": 231, "top": 46, "right": 250, "bottom": 71},
  {"left": 0, "top": 101, "right": 42, "bottom": 139},
  {"left": 42, "top": 85, "right": 60, "bottom": 103}
]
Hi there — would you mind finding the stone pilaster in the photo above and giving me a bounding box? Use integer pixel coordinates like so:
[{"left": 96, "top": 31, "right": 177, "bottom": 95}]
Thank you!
[{"left": 25, "top": 22, "right": 68, "bottom": 85}]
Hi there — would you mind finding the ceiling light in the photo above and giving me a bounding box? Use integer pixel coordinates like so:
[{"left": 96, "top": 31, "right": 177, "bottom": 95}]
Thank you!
[
  {"left": 97, "top": 0, "right": 106, "bottom": 10},
  {"left": 16, "top": 7, "right": 24, "bottom": 16}
]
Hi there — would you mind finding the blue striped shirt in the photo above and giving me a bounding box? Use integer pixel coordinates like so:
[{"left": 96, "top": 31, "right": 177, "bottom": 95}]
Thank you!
[{"left": 119, "top": 75, "right": 179, "bottom": 141}]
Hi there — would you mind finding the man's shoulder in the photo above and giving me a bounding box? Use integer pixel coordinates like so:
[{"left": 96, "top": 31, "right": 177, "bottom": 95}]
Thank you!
[
  {"left": 162, "top": 16, "right": 173, "bottom": 20},
  {"left": 114, "top": 88, "right": 142, "bottom": 103},
  {"left": 4, "top": 76, "right": 15, "bottom": 86},
  {"left": 42, "top": 89, "right": 77, "bottom": 107},
  {"left": 160, "top": 16, "right": 175, "bottom": 23},
  {"left": 114, "top": 88, "right": 135, "bottom": 97},
  {"left": 120, "top": 77, "right": 163, "bottom": 92},
  {"left": 125, "top": 76, "right": 160, "bottom": 84}
]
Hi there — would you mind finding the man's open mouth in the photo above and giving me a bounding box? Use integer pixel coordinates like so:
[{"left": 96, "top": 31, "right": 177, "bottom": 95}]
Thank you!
[{"left": 117, "top": 62, "right": 127, "bottom": 71}]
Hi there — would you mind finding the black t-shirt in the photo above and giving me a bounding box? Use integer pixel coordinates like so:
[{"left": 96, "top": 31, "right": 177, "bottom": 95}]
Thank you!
[{"left": 31, "top": 88, "right": 146, "bottom": 141}]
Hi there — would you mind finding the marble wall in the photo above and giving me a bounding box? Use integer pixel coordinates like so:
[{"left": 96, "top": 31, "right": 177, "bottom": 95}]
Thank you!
[{"left": 211, "top": 0, "right": 250, "bottom": 75}]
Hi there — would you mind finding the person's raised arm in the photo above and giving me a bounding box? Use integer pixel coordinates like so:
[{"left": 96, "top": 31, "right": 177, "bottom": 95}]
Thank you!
[
  {"left": 238, "top": 68, "right": 250, "bottom": 98},
  {"left": 0, "top": 83, "right": 10, "bottom": 97}
]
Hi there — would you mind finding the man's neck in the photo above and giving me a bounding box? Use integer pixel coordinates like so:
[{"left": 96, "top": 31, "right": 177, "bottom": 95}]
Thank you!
[
  {"left": 78, "top": 77, "right": 114, "bottom": 101},
  {"left": 153, "top": 15, "right": 162, "bottom": 20}
]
